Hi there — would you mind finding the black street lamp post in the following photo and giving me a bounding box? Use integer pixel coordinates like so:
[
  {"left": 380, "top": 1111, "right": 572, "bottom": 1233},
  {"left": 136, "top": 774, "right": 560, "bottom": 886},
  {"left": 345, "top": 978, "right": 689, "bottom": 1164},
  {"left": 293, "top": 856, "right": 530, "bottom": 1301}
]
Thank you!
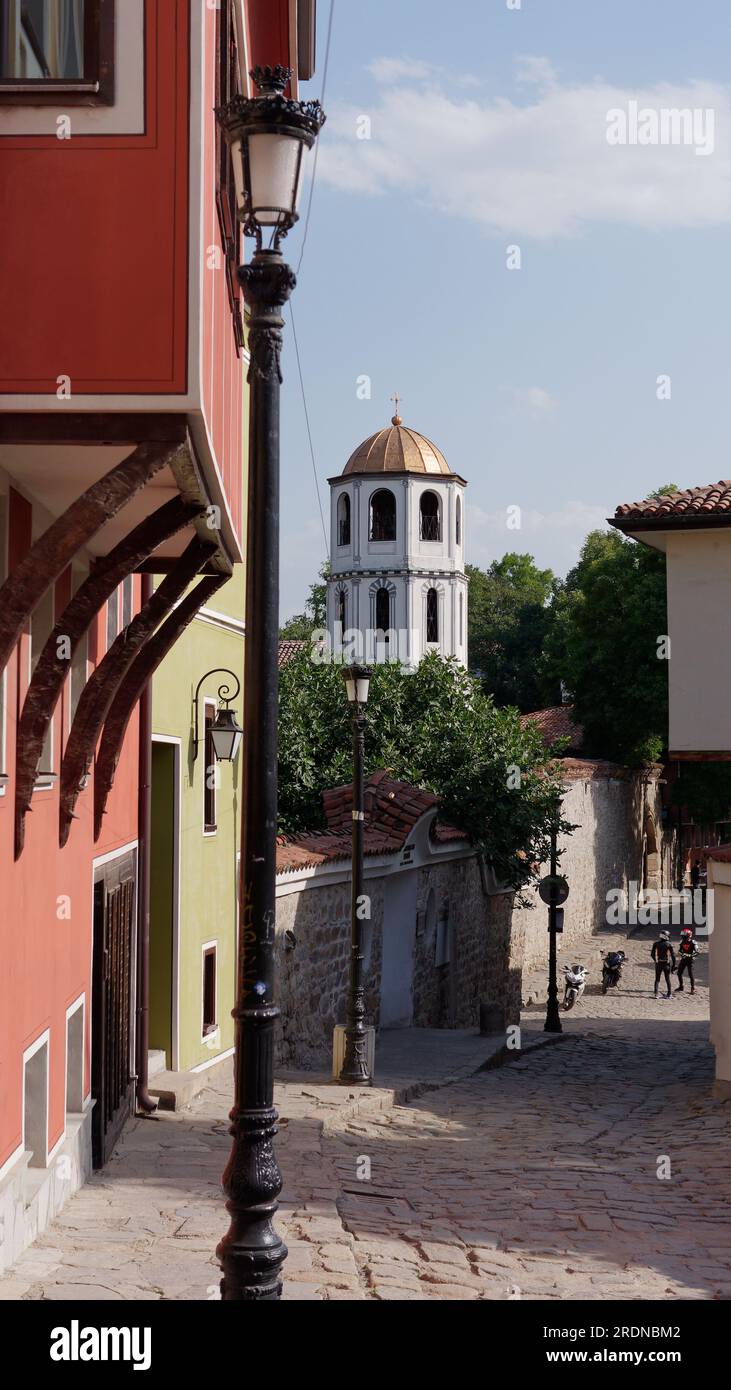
[
  {"left": 215, "top": 66, "right": 325, "bottom": 1303},
  {"left": 540, "top": 821, "right": 568, "bottom": 1034},
  {"left": 339, "top": 666, "right": 373, "bottom": 1087}
]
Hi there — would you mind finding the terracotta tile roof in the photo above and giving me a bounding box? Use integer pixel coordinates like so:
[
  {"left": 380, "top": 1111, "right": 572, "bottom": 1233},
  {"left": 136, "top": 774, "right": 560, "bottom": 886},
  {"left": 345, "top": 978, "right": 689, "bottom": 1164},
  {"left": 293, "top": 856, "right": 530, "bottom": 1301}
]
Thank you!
[
  {"left": 613, "top": 481, "right": 731, "bottom": 526},
  {"left": 520, "top": 705, "right": 584, "bottom": 754},
  {"left": 278, "top": 639, "right": 308, "bottom": 667},
  {"left": 701, "top": 842, "right": 731, "bottom": 864},
  {"left": 277, "top": 771, "right": 467, "bottom": 874}
]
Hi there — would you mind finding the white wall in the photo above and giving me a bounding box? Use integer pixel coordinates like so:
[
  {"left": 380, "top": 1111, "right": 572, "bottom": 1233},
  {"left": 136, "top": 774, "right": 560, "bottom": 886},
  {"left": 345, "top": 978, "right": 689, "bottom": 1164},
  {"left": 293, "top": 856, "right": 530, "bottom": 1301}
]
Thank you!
[
  {"left": 665, "top": 530, "right": 731, "bottom": 753},
  {"left": 707, "top": 859, "right": 731, "bottom": 1098}
]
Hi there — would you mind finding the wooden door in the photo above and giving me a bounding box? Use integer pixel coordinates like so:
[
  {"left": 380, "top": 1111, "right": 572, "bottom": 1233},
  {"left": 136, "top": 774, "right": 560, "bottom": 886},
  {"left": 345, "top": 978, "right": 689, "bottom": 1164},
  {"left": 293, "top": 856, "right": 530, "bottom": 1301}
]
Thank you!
[{"left": 91, "top": 853, "right": 136, "bottom": 1168}]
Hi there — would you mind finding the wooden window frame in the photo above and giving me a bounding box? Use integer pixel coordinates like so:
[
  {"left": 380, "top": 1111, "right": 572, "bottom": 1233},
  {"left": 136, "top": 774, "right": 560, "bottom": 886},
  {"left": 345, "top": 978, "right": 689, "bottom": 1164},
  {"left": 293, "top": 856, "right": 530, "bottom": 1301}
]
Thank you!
[
  {"left": 203, "top": 699, "right": 218, "bottom": 835},
  {"left": 202, "top": 943, "right": 217, "bottom": 1038},
  {"left": 0, "top": 0, "right": 115, "bottom": 105},
  {"left": 215, "top": 0, "right": 244, "bottom": 352}
]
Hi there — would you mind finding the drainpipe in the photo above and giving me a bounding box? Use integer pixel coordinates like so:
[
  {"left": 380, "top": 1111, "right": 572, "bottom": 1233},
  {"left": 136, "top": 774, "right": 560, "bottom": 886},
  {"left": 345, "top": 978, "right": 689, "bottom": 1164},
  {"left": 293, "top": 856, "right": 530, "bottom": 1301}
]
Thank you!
[{"left": 136, "top": 571, "right": 158, "bottom": 1114}]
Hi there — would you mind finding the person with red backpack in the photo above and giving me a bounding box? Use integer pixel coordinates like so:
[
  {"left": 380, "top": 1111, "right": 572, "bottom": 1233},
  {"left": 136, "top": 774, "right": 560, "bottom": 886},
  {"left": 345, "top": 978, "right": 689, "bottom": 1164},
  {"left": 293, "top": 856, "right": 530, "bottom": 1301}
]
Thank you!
[{"left": 675, "top": 928, "right": 699, "bottom": 994}]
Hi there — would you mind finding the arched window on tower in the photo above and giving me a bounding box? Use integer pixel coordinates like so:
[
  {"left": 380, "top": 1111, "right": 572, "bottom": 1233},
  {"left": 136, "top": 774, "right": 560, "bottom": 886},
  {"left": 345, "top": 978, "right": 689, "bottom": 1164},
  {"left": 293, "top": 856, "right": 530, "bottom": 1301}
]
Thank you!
[
  {"left": 426, "top": 588, "right": 439, "bottom": 644},
  {"left": 456, "top": 495, "right": 461, "bottom": 546},
  {"left": 337, "top": 493, "right": 350, "bottom": 546},
  {"left": 338, "top": 588, "right": 347, "bottom": 632},
  {"left": 420, "top": 491, "right": 441, "bottom": 541},
  {"left": 369, "top": 489, "right": 396, "bottom": 542},
  {"left": 375, "top": 587, "right": 391, "bottom": 641}
]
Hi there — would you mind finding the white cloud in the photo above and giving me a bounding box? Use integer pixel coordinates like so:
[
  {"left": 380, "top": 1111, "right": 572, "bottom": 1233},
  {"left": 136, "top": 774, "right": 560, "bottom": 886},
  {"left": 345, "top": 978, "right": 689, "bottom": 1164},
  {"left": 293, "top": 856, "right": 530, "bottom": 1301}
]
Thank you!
[
  {"left": 368, "top": 57, "right": 437, "bottom": 85},
  {"left": 508, "top": 386, "right": 558, "bottom": 414},
  {"left": 319, "top": 59, "right": 731, "bottom": 237}
]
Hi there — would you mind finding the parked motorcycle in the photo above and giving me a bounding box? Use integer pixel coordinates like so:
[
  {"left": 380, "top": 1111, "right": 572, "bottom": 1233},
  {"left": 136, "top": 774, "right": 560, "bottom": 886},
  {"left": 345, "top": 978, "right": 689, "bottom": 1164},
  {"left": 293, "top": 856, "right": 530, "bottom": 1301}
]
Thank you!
[
  {"left": 563, "top": 963, "right": 588, "bottom": 1010},
  {"left": 601, "top": 949, "right": 626, "bottom": 994}
]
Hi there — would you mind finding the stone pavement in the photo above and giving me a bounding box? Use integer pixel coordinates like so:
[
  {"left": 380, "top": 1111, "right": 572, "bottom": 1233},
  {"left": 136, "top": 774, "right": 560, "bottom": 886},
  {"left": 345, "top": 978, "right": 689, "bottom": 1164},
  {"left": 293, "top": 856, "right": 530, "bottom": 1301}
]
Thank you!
[{"left": 0, "top": 926, "right": 729, "bottom": 1301}]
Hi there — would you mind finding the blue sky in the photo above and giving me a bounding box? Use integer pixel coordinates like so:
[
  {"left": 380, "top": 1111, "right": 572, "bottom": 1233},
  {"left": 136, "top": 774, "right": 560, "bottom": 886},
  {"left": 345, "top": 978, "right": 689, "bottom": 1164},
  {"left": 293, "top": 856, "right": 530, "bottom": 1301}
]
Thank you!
[{"left": 278, "top": 0, "right": 731, "bottom": 619}]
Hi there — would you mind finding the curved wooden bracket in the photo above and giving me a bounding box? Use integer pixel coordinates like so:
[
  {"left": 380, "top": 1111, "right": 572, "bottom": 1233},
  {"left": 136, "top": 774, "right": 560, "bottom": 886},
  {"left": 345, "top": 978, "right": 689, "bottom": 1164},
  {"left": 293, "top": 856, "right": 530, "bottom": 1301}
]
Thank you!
[
  {"left": 94, "top": 574, "right": 228, "bottom": 838},
  {"left": 59, "top": 537, "right": 216, "bottom": 846},
  {"left": 14, "top": 497, "right": 202, "bottom": 858},
  {"left": 0, "top": 442, "right": 188, "bottom": 680}
]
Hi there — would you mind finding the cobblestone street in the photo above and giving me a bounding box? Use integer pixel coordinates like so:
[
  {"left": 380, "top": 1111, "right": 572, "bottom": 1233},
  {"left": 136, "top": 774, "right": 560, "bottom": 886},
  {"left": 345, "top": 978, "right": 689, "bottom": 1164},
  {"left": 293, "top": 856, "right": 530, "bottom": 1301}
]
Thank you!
[{"left": 1, "top": 929, "right": 729, "bottom": 1301}]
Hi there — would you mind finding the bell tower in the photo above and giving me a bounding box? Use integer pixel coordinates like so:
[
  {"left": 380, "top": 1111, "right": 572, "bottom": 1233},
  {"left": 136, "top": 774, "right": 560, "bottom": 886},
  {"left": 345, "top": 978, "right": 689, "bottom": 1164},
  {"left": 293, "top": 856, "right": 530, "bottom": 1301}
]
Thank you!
[{"left": 326, "top": 408, "right": 468, "bottom": 669}]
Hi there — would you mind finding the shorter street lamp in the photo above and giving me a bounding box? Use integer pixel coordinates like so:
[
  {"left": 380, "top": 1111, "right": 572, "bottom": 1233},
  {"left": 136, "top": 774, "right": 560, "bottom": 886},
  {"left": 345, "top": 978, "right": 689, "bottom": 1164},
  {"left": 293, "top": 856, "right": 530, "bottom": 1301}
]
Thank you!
[
  {"left": 339, "top": 664, "right": 373, "bottom": 1086},
  {"left": 192, "top": 669, "right": 243, "bottom": 763},
  {"left": 539, "top": 819, "right": 569, "bottom": 1034}
]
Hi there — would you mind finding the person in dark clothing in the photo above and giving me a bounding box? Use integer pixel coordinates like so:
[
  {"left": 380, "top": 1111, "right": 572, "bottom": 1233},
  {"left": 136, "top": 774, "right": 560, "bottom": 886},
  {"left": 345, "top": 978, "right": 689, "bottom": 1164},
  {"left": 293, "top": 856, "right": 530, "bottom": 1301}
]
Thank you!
[
  {"left": 690, "top": 859, "right": 701, "bottom": 890},
  {"left": 651, "top": 931, "right": 676, "bottom": 998},
  {"left": 675, "top": 927, "right": 698, "bottom": 994}
]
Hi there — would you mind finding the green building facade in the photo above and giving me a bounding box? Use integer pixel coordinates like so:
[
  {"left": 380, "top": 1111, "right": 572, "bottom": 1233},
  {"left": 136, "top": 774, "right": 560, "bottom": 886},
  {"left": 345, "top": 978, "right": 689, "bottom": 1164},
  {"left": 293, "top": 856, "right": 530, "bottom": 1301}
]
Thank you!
[{"left": 148, "top": 564, "right": 245, "bottom": 1075}]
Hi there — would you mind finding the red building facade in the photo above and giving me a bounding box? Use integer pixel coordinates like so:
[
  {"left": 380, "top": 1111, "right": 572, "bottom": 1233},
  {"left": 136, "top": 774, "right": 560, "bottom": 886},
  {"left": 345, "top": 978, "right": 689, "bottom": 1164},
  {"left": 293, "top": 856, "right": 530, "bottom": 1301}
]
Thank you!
[{"left": 0, "top": 0, "right": 307, "bottom": 1269}]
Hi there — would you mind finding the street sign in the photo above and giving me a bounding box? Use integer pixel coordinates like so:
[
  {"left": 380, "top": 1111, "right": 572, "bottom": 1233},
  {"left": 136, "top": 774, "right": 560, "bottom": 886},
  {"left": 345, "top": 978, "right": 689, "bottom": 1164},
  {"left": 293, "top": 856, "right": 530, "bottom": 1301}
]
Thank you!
[
  {"left": 539, "top": 874, "right": 569, "bottom": 907},
  {"left": 551, "top": 908, "right": 565, "bottom": 934}
]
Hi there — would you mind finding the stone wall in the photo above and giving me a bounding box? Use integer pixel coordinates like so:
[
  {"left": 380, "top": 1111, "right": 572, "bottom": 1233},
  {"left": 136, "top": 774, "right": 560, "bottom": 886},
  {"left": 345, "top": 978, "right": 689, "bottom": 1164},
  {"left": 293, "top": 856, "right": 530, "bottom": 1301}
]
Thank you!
[
  {"left": 273, "top": 765, "right": 672, "bottom": 1071},
  {"left": 514, "top": 765, "right": 671, "bottom": 973},
  {"left": 411, "top": 859, "right": 520, "bottom": 1031},
  {"left": 274, "top": 878, "right": 384, "bottom": 1072},
  {"left": 274, "top": 851, "right": 515, "bottom": 1071}
]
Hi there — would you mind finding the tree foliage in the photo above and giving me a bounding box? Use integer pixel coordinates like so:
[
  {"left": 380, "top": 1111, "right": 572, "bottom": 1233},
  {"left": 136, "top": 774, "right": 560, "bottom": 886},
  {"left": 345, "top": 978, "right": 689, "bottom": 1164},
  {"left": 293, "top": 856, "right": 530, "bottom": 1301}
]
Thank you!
[
  {"left": 467, "top": 554, "right": 560, "bottom": 712},
  {"left": 542, "top": 529, "right": 668, "bottom": 765},
  {"left": 278, "top": 650, "right": 569, "bottom": 892},
  {"left": 279, "top": 561, "right": 329, "bottom": 640},
  {"left": 670, "top": 762, "right": 731, "bottom": 827}
]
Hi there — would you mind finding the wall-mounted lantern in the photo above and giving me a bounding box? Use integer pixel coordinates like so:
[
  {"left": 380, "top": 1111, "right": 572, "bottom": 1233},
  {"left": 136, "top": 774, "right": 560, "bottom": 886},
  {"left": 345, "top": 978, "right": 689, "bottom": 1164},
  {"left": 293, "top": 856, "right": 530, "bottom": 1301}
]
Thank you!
[{"left": 192, "top": 669, "right": 243, "bottom": 763}]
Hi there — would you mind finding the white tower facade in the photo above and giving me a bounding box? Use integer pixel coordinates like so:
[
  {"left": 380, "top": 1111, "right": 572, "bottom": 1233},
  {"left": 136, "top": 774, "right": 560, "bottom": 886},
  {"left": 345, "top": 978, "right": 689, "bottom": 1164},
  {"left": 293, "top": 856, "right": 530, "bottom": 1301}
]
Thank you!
[{"left": 326, "top": 413, "right": 468, "bottom": 669}]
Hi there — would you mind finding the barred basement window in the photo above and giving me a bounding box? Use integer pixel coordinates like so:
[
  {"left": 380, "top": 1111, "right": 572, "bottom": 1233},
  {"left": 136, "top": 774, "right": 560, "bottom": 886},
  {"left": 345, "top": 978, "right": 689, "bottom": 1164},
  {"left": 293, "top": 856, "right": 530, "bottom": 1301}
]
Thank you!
[{"left": 0, "top": 1, "right": 115, "bottom": 104}]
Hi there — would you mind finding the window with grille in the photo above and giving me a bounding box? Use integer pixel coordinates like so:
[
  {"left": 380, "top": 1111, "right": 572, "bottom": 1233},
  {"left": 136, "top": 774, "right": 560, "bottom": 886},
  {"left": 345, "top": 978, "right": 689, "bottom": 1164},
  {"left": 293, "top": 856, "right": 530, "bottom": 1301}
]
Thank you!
[
  {"left": 375, "top": 588, "right": 390, "bottom": 638},
  {"left": 31, "top": 584, "right": 55, "bottom": 780},
  {"left": 122, "top": 574, "right": 133, "bottom": 628},
  {"left": 419, "top": 491, "right": 441, "bottom": 541},
  {"left": 338, "top": 588, "right": 347, "bottom": 632},
  {"left": 106, "top": 588, "right": 119, "bottom": 651},
  {"left": 369, "top": 489, "right": 396, "bottom": 542},
  {"left": 426, "top": 588, "right": 439, "bottom": 644},
  {"left": 337, "top": 493, "right": 351, "bottom": 546}
]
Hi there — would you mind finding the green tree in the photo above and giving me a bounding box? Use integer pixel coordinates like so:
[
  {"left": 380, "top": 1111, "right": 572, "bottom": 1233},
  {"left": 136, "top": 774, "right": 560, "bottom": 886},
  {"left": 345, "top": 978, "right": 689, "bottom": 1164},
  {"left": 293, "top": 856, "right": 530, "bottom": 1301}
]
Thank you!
[
  {"left": 543, "top": 529, "right": 668, "bottom": 764},
  {"left": 280, "top": 561, "right": 329, "bottom": 640},
  {"left": 279, "top": 650, "right": 569, "bottom": 893},
  {"left": 670, "top": 762, "right": 731, "bottom": 826},
  {"left": 467, "top": 553, "right": 560, "bottom": 711}
]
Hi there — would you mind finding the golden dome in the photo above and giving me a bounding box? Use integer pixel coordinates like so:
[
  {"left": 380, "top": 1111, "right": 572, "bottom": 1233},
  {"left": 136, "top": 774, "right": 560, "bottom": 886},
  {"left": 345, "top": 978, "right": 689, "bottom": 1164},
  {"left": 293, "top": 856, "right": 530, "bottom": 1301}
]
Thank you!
[{"left": 342, "top": 419, "right": 454, "bottom": 477}]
